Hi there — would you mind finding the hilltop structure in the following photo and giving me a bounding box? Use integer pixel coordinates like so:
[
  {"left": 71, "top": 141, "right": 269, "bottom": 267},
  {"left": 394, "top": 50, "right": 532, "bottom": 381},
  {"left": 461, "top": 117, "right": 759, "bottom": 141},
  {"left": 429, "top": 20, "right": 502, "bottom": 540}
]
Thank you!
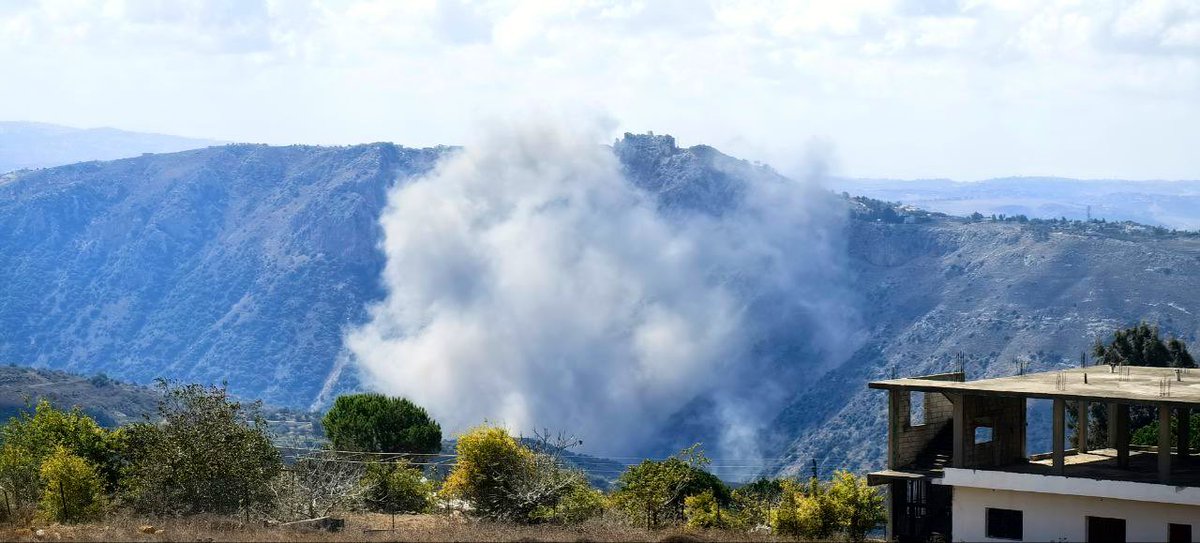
[{"left": 869, "top": 366, "right": 1199, "bottom": 542}]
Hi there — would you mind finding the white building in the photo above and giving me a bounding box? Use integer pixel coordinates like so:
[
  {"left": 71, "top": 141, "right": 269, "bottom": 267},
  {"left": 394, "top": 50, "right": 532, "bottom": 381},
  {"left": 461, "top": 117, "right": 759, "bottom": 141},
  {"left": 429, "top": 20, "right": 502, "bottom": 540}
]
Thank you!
[{"left": 868, "top": 366, "right": 1199, "bottom": 542}]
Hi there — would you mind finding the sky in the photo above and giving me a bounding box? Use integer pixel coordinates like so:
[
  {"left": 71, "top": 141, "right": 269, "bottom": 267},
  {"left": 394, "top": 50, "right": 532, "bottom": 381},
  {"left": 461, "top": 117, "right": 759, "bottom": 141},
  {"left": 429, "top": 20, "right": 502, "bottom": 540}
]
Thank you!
[{"left": 0, "top": 0, "right": 1197, "bottom": 180}]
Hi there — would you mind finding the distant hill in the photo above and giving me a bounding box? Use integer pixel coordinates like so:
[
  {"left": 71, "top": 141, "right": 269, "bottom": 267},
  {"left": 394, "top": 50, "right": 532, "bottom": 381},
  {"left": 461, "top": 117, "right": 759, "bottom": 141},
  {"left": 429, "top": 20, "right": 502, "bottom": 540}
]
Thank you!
[
  {"left": 0, "top": 121, "right": 224, "bottom": 173},
  {"left": 4, "top": 135, "right": 1200, "bottom": 479},
  {"left": 0, "top": 365, "right": 322, "bottom": 446},
  {"left": 832, "top": 177, "right": 1200, "bottom": 231}
]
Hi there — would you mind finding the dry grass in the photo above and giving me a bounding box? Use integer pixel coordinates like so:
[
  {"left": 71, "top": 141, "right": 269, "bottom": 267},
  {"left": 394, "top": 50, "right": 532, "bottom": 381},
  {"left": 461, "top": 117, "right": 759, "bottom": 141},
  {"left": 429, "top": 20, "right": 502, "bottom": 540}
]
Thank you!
[{"left": 0, "top": 512, "right": 792, "bottom": 542}]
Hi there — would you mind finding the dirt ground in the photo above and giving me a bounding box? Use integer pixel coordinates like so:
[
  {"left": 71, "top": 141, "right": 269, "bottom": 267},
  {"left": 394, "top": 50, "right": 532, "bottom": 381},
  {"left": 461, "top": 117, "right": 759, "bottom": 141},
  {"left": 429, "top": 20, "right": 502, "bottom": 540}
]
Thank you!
[{"left": 0, "top": 512, "right": 789, "bottom": 542}]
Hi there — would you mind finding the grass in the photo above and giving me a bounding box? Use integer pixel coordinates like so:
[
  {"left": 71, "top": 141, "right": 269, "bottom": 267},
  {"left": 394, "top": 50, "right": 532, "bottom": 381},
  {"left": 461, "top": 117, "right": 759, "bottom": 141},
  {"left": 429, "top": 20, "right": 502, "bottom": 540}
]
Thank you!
[{"left": 0, "top": 512, "right": 794, "bottom": 542}]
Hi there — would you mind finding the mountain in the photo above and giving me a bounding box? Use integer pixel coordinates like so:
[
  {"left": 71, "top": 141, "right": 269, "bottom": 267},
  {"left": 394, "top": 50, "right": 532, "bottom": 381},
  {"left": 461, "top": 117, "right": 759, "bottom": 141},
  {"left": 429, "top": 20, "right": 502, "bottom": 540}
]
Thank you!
[
  {"left": 768, "top": 206, "right": 1200, "bottom": 476},
  {"left": 832, "top": 177, "right": 1200, "bottom": 231},
  {"left": 0, "top": 143, "right": 443, "bottom": 408},
  {"left": 3, "top": 134, "right": 1200, "bottom": 478},
  {"left": 0, "top": 121, "right": 224, "bottom": 173}
]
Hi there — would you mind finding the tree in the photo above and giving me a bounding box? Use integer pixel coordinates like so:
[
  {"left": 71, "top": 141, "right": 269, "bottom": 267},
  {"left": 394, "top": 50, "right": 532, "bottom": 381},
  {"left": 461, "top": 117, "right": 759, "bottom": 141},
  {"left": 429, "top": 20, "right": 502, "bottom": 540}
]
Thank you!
[
  {"left": 1074, "top": 324, "right": 1198, "bottom": 446},
  {"left": 731, "top": 477, "right": 784, "bottom": 528},
  {"left": 441, "top": 425, "right": 593, "bottom": 523},
  {"left": 826, "top": 470, "right": 886, "bottom": 542},
  {"left": 270, "top": 450, "right": 368, "bottom": 521},
  {"left": 1131, "top": 412, "right": 1200, "bottom": 450},
  {"left": 0, "top": 400, "right": 120, "bottom": 506},
  {"left": 771, "top": 477, "right": 835, "bottom": 539},
  {"left": 37, "top": 446, "right": 106, "bottom": 523},
  {"left": 611, "top": 445, "right": 730, "bottom": 529},
  {"left": 122, "top": 381, "right": 282, "bottom": 515},
  {"left": 441, "top": 425, "right": 533, "bottom": 520},
  {"left": 362, "top": 461, "right": 434, "bottom": 514},
  {"left": 322, "top": 394, "right": 441, "bottom": 454}
]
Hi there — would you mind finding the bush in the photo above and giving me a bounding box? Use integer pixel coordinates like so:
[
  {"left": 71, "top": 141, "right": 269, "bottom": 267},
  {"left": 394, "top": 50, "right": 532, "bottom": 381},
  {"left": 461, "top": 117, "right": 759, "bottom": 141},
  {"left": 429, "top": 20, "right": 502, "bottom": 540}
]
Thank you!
[
  {"left": 611, "top": 445, "right": 730, "bottom": 529},
  {"left": 122, "top": 381, "right": 282, "bottom": 515},
  {"left": 529, "top": 476, "right": 605, "bottom": 525},
  {"left": 363, "top": 461, "right": 434, "bottom": 514},
  {"left": 771, "top": 478, "right": 834, "bottom": 539},
  {"left": 322, "top": 394, "right": 442, "bottom": 454},
  {"left": 442, "top": 425, "right": 595, "bottom": 523},
  {"left": 37, "top": 446, "right": 106, "bottom": 523},
  {"left": 731, "top": 477, "right": 784, "bottom": 528},
  {"left": 441, "top": 425, "right": 534, "bottom": 520},
  {"left": 771, "top": 473, "right": 884, "bottom": 541},
  {"left": 0, "top": 400, "right": 119, "bottom": 505},
  {"left": 684, "top": 489, "right": 742, "bottom": 529},
  {"left": 827, "top": 470, "right": 886, "bottom": 542}
]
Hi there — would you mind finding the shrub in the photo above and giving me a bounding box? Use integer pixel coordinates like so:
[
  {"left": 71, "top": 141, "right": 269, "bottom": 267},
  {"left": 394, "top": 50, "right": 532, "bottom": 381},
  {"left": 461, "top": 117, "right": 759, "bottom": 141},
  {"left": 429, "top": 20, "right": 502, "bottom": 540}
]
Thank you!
[
  {"left": 322, "top": 394, "right": 442, "bottom": 454},
  {"left": 37, "top": 446, "right": 106, "bottom": 523},
  {"left": 442, "top": 425, "right": 594, "bottom": 523},
  {"left": 771, "top": 478, "right": 834, "bottom": 539},
  {"left": 0, "top": 400, "right": 119, "bottom": 505},
  {"left": 441, "top": 425, "right": 534, "bottom": 520},
  {"left": 684, "top": 489, "right": 742, "bottom": 529},
  {"left": 362, "top": 461, "right": 434, "bottom": 514},
  {"left": 611, "top": 445, "right": 730, "bottom": 529},
  {"left": 827, "top": 470, "right": 886, "bottom": 542},
  {"left": 731, "top": 477, "right": 784, "bottom": 528},
  {"left": 529, "top": 476, "right": 605, "bottom": 524},
  {"left": 122, "top": 381, "right": 282, "bottom": 515}
]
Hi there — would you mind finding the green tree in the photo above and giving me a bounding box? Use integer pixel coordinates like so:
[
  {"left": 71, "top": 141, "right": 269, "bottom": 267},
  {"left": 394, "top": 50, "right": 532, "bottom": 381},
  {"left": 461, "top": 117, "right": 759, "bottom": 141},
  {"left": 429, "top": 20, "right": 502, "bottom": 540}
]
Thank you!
[
  {"left": 611, "top": 445, "right": 730, "bottom": 529},
  {"left": 731, "top": 477, "right": 784, "bottom": 528},
  {"left": 1074, "top": 324, "right": 1198, "bottom": 446},
  {"left": 1131, "top": 412, "right": 1200, "bottom": 450},
  {"left": 322, "top": 394, "right": 442, "bottom": 454},
  {"left": 362, "top": 461, "right": 434, "bottom": 514},
  {"left": 122, "top": 381, "right": 282, "bottom": 515},
  {"left": 771, "top": 477, "right": 836, "bottom": 539},
  {"left": 37, "top": 446, "right": 106, "bottom": 523},
  {"left": 827, "top": 470, "right": 886, "bottom": 542},
  {"left": 0, "top": 400, "right": 120, "bottom": 505},
  {"left": 441, "top": 425, "right": 533, "bottom": 520}
]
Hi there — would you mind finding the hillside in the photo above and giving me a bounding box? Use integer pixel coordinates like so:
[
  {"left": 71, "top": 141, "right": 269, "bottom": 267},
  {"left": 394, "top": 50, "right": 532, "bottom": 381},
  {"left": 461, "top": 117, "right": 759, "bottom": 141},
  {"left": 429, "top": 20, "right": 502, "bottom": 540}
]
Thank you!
[
  {"left": 0, "top": 121, "right": 224, "bottom": 173},
  {"left": 3, "top": 134, "right": 1200, "bottom": 477}
]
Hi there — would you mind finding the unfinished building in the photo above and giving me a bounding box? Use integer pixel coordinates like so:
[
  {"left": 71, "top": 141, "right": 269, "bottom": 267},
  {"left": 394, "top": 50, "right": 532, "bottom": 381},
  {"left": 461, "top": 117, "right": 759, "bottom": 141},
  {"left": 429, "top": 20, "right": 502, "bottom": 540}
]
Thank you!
[{"left": 869, "top": 366, "right": 1200, "bottom": 542}]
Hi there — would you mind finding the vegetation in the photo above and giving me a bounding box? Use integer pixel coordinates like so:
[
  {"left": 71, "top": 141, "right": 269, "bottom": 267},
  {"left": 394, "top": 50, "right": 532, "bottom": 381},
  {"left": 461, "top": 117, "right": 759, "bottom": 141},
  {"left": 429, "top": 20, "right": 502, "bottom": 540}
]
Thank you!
[
  {"left": 362, "top": 461, "right": 434, "bottom": 514},
  {"left": 1091, "top": 322, "right": 1196, "bottom": 368},
  {"left": 321, "top": 393, "right": 442, "bottom": 454},
  {"left": 37, "top": 447, "right": 106, "bottom": 523},
  {"left": 0, "top": 379, "right": 883, "bottom": 540},
  {"left": 611, "top": 444, "right": 730, "bottom": 529},
  {"left": 1073, "top": 323, "right": 1197, "bottom": 447},
  {"left": 120, "top": 381, "right": 282, "bottom": 515}
]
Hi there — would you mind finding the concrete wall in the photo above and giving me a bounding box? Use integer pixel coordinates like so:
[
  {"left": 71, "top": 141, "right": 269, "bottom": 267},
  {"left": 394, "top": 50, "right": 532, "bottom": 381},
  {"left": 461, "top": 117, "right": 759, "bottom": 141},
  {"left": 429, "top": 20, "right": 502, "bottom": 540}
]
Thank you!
[
  {"left": 952, "top": 485, "right": 1200, "bottom": 542},
  {"left": 889, "top": 388, "right": 955, "bottom": 468},
  {"left": 958, "top": 395, "right": 1025, "bottom": 468}
]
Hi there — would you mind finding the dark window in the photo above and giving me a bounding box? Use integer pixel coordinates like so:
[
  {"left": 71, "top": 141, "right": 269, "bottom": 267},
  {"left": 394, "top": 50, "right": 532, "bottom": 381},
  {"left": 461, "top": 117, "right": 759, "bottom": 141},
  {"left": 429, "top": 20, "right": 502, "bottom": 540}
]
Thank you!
[
  {"left": 1169, "top": 523, "right": 1191, "bottom": 543},
  {"left": 1087, "top": 516, "right": 1126, "bottom": 543},
  {"left": 986, "top": 508, "right": 1022, "bottom": 540}
]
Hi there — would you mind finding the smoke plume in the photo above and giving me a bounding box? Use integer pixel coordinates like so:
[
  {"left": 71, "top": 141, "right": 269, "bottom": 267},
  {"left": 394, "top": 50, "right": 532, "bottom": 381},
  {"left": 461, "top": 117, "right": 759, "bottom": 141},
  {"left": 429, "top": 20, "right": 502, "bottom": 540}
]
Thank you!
[{"left": 347, "top": 122, "right": 859, "bottom": 459}]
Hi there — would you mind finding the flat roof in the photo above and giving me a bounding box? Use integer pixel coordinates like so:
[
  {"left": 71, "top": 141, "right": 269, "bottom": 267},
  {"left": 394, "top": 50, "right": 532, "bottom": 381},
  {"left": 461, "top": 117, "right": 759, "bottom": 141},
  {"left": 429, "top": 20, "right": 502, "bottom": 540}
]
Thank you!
[{"left": 869, "top": 366, "right": 1200, "bottom": 407}]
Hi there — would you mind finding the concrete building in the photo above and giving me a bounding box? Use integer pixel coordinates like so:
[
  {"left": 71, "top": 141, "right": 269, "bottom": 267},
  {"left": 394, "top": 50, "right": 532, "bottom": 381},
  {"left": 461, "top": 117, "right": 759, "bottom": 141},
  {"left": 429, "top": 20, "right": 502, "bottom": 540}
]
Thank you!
[{"left": 868, "top": 366, "right": 1200, "bottom": 542}]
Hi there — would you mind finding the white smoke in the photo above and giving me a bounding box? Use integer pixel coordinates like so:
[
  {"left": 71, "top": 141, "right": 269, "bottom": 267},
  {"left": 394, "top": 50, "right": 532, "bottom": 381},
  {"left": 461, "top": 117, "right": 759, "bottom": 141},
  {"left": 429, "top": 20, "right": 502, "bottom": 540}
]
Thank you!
[{"left": 347, "top": 121, "right": 858, "bottom": 458}]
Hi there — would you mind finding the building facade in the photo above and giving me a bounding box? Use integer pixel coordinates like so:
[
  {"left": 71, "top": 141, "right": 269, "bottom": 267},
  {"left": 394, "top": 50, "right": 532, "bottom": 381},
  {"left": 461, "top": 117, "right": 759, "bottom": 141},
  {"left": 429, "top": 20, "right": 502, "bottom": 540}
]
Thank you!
[{"left": 869, "top": 367, "right": 1200, "bottom": 542}]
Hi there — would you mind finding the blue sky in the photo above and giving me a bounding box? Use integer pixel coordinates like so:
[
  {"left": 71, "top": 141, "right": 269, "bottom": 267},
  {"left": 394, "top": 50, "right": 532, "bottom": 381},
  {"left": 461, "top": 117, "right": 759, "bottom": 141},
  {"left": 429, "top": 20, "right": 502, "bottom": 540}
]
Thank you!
[{"left": 0, "top": 0, "right": 1197, "bottom": 180}]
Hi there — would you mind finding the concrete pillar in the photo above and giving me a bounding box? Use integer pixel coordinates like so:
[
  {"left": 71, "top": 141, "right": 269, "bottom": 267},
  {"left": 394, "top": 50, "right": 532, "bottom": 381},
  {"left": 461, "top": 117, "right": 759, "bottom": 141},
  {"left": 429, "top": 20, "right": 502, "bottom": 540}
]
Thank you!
[
  {"left": 1077, "top": 400, "right": 1089, "bottom": 453},
  {"left": 1179, "top": 407, "right": 1191, "bottom": 462},
  {"left": 1052, "top": 398, "right": 1066, "bottom": 475},
  {"left": 1159, "top": 405, "right": 1172, "bottom": 483},
  {"left": 1115, "top": 404, "right": 1130, "bottom": 469},
  {"left": 1107, "top": 403, "right": 1118, "bottom": 448},
  {"left": 952, "top": 394, "right": 965, "bottom": 469},
  {"left": 888, "top": 390, "right": 902, "bottom": 469}
]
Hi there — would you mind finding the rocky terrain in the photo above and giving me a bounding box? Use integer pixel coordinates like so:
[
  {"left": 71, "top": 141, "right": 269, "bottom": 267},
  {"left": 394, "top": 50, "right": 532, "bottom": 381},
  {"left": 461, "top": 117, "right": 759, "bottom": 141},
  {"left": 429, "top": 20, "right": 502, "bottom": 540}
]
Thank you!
[{"left": 3, "top": 133, "right": 1199, "bottom": 477}]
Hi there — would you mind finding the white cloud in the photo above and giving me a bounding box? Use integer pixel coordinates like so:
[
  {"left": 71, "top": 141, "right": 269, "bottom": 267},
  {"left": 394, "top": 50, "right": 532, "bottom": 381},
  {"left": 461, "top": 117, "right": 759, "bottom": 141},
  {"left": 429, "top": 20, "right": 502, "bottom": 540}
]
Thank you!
[{"left": 0, "top": 0, "right": 1196, "bottom": 180}]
